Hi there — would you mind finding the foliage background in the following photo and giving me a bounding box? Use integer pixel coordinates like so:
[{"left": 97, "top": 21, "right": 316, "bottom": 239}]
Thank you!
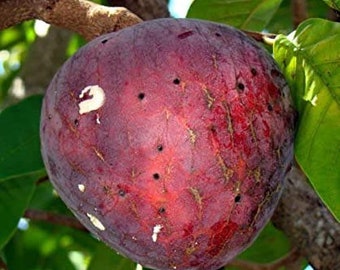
[{"left": 0, "top": 0, "right": 339, "bottom": 269}]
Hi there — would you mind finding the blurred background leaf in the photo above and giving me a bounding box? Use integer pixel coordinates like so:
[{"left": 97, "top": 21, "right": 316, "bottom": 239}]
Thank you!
[
  {"left": 0, "top": 95, "right": 44, "bottom": 179},
  {"left": 187, "top": 0, "right": 283, "bottom": 31}
]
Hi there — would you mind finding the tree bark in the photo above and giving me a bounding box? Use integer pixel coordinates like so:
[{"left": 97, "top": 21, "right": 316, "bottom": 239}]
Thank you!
[
  {"left": 0, "top": 0, "right": 142, "bottom": 40},
  {"left": 272, "top": 165, "right": 340, "bottom": 269},
  {"left": 20, "top": 26, "right": 72, "bottom": 95}
]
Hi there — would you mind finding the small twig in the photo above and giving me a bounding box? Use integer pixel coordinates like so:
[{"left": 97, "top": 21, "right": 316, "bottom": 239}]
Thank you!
[
  {"left": 24, "top": 209, "right": 88, "bottom": 232},
  {"left": 226, "top": 248, "right": 301, "bottom": 270},
  {"left": 242, "top": 30, "right": 277, "bottom": 46},
  {"left": 291, "top": 0, "right": 308, "bottom": 28},
  {"left": 0, "top": 0, "right": 142, "bottom": 40},
  {"left": 36, "top": 174, "right": 49, "bottom": 185},
  {"left": 0, "top": 258, "right": 8, "bottom": 270}
]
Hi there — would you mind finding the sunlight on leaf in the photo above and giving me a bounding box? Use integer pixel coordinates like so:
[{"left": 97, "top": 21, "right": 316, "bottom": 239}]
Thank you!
[
  {"left": 274, "top": 18, "right": 340, "bottom": 222},
  {"left": 322, "top": 0, "right": 340, "bottom": 10},
  {"left": 187, "top": 0, "right": 283, "bottom": 31}
]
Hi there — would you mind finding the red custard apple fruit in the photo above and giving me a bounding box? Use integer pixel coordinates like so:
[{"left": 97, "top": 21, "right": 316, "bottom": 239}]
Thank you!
[{"left": 40, "top": 18, "right": 296, "bottom": 270}]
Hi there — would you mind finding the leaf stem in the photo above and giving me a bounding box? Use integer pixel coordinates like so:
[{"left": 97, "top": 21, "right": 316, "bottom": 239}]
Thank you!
[
  {"left": 24, "top": 209, "right": 88, "bottom": 232},
  {"left": 242, "top": 30, "right": 276, "bottom": 46}
]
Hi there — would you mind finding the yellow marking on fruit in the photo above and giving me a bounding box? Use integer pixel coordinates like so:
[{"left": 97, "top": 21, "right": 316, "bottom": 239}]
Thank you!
[
  {"left": 253, "top": 167, "right": 261, "bottom": 182},
  {"left": 234, "top": 181, "right": 241, "bottom": 194},
  {"left": 276, "top": 147, "right": 284, "bottom": 167},
  {"left": 86, "top": 213, "right": 105, "bottom": 231},
  {"left": 78, "top": 85, "right": 105, "bottom": 114},
  {"left": 152, "top": 224, "right": 163, "bottom": 242},
  {"left": 189, "top": 187, "right": 203, "bottom": 219},
  {"left": 190, "top": 187, "right": 203, "bottom": 205},
  {"left": 249, "top": 184, "right": 281, "bottom": 229},
  {"left": 202, "top": 87, "right": 215, "bottom": 110},
  {"left": 164, "top": 109, "right": 171, "bottom": 121},
  {"left": 212, "top": 54, "right": 218, "bottom": 69},
  {"left": 223, "top": 102, "right": 234, "bottom": 145},
  {"left": 78, "top": 184, "right": 85, "bottom": 192},
  {"left": 217, "top": 154, "right": 234, "bottom": 183},
  {"left": 188, "top": 128, "right": 197, "bottom": 145},
  {"left": 186, "top": 241, "right": 199, "bottom": 255},
  {"left": 93, "top": 147, "right": 105, "bottom": 161},
  {"left": 249, "top": 115, "right": 258, "bottom": 145}
]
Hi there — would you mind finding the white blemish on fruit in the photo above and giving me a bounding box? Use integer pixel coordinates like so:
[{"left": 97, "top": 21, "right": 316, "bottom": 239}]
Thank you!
[
  {"left": 152, "top": 224, "right": 163, "bottom": 242},
  {"left": 78, "top": 184, "right": 85, "bottom": 192},
  {"left": 78, "top": 85, "right": 105, "bottom": 114},
  {"left": 96, "top": 113, "right": 101, "bottom": 124},
  {"left": 86, "top": 213, "right": 105, "bottom": 231},
  {"left": 136, "top": 264, "right": 143, "bottom": 270}
]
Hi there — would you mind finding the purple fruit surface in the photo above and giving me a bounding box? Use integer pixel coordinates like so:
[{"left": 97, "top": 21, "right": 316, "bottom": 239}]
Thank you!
[{"left": 40, "top": 18, "right": 295, "bottom": 270}]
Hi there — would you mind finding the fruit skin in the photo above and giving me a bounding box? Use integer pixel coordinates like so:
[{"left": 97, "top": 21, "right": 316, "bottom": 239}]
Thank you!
[{"left": 40, "top": 18, "right": 295, "bottom": 270}]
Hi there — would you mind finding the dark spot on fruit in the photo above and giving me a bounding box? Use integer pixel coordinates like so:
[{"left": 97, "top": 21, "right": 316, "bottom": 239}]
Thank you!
[
  {"left": 138, "top": 92, "right": 145, "bottom": 100},
  {"left": 157, "top": 144, "right": 163, "bottom": 152},
  {"left": 271, "top": 69, "right": 280, "bottom": 77},
  {"left": 153, "top": 173, "right": 160, "bottom": 180},
  {"left": 267, "top": 104, "right": 273, "bottom": 111},
  {"left": 101, "top": 39, "right": 108, "bottom": 44},
  {"left": 237, "top": 82, "right": 245, "bottom": 92},
  {"left": 234, "top": 194, "right": 241, "bottom": 203},
  {"left": 251, "top": 68, "right": 257, "bottom": 76},
  {"left": 118, "top": 189, "right": 126, "bottom": 197},
  {"left": 173, "top": 78, "right": 180, "bottom": 85},
  {"left": 158, "top": 207, "right": 166, "bottom": 214},
  {"left": 177, "top": 30, "right": 194, "bottom": 39},
  {"left": 74, "top": 119, "right": 79, "bottom": 126},
  {"left": 103, "top": 185, "right": 111, "bottom": 194},
  {"left": 215, "top": 32, "right": 221, "bottom": 37},
  {"left": 48, "top": 114, "right": 52, "bottom": 120}
]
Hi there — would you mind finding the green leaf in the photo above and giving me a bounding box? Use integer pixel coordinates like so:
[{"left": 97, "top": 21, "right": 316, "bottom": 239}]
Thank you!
[
  {"left": 0, "top": 95, "right": 44, "bottom": 181},
  {"left": 266, "top": 0, "right": 329, "bottom": 34},
  {"left": 187, "top": 0, "right": 283, "bottom": 31},
  {"left": 322, "top": 0, "right": 340, "bottom": 10},
  {"left": 4, "top": 222, "right": 90, "bottom": 270},
  {"left": 273, "top": 18, "right": 340, "bottom": 221},
  {"left": 237, "top": 222, "right": 290, "bottom": 263},
  {"left": 0, "top": 171, "right": 44, "bottom": 249},
  {"left": 88, "top": 242, "right": 136, "bottom": 270}
]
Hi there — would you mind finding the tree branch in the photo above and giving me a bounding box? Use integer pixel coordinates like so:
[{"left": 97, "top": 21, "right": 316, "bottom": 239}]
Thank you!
[
  {"left": 272, "top": 165, "right": 340, "bottom": 269},
  {"left": 0, "top": 0, "right": 142, "bottom": 40},
  {"left": 24, "top": 209, "right": 88, "bottom": 232},
  {"left": 291, "top": 0, "right": 308, "bottom": 28}
]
